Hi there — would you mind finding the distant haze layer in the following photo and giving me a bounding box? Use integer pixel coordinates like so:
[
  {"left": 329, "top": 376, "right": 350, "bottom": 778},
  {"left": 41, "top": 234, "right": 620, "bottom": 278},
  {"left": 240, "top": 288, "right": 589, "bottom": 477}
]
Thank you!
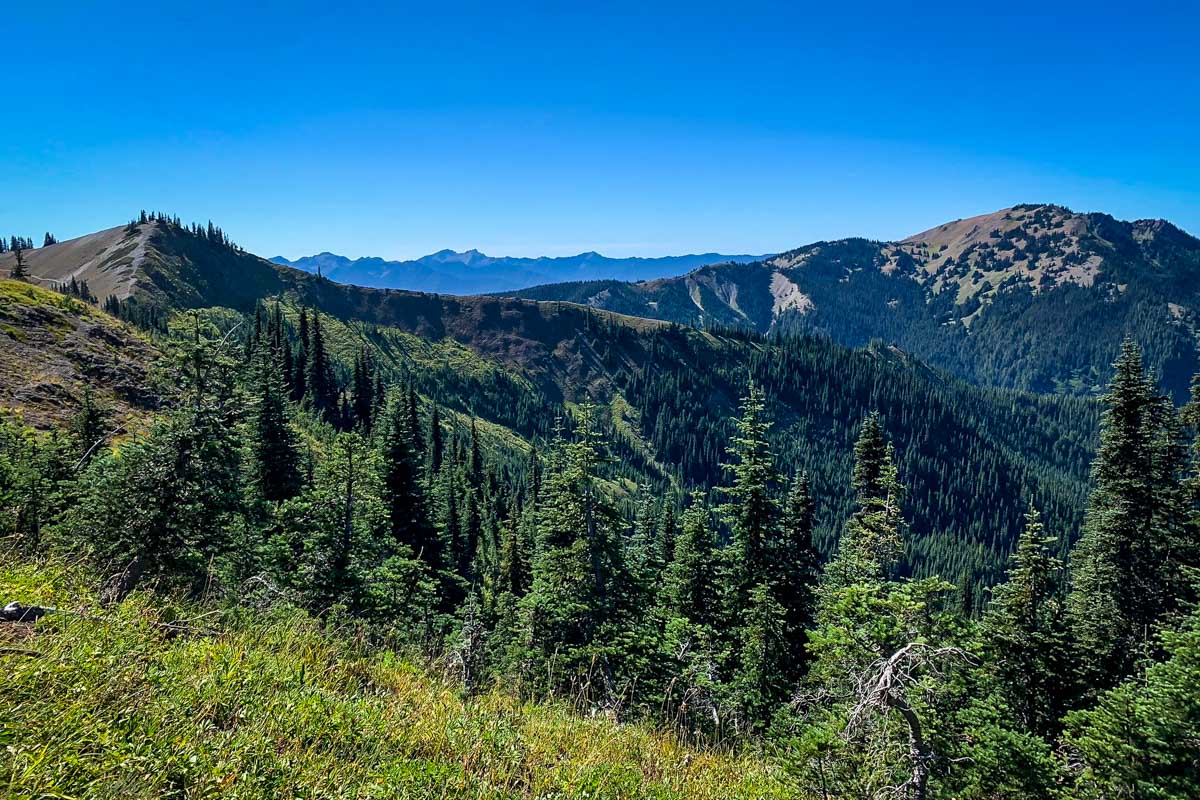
[{"left": 269, "top": 249, "right": 767, "bottom": 295}]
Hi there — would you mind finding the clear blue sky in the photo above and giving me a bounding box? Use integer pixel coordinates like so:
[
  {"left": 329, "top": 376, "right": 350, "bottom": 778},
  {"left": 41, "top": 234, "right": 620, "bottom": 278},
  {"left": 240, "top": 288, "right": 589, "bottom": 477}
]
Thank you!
[{"left": 4, "top": 1, "right": 1198, "bottom": 259}]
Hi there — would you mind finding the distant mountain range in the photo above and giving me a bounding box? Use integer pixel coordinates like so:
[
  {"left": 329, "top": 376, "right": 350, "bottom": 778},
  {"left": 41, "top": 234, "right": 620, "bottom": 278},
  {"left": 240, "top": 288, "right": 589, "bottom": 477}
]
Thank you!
[
  {"left": 508, "top": 204, "right": 1200, "bottom": 401},
  {"left": 269, "top": 249, "right": 768, "bottom": 295}
]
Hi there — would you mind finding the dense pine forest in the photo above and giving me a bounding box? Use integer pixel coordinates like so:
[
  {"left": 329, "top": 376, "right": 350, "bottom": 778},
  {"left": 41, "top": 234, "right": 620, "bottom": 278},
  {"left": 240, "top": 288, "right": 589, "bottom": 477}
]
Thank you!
[{"left": 1, "top": 215, "right": 1198, "bottom": 798}]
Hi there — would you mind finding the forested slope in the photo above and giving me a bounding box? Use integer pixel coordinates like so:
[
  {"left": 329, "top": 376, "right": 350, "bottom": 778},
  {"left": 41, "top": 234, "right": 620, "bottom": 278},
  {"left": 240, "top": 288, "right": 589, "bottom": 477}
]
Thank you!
[
  {"left": 507, "top": 204, "right": 1200, "bottom": 400},
  {"left": 0, "top": 217, "right": 1100, "bottom": 588}
]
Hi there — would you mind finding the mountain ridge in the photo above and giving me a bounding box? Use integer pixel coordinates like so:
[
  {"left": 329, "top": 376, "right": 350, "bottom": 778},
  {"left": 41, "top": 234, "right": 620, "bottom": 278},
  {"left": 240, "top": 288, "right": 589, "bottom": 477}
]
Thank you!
[
  {"left": 270, "top": 248, "right": 768, "bottom": 295},
  {"left": 506, "top": 203, "right": 1200, "bottom": 399},
  {"left": 0, "top": 215, "right": 1098, "bottom": 587}
]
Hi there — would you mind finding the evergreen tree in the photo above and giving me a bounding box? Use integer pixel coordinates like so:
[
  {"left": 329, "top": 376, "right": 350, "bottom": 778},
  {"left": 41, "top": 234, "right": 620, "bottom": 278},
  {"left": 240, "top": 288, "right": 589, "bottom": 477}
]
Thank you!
[
  {"left": 248, "top": 343, "right": 302, "bottom": 504},
  {"left": 657, "top": 502, "right": 677, "bottom": 577},
  {"left": 10, "top": 244, "right": 27, "bottom": 279},
  {"left": 405, "top": 384, "right": 423, "bottom": 454},
  {"left": 289, "top": 432, "right": 389, "bottom": 614},
  {"left": 379, "top": 394, "right": 440, "bottom": 569},
  {"left": 720, "top": 384, "right": 779, "bottom": 607},
  {"left": 1066, "top": 602, "right": 1200, "bottom": 800},
  {"left": 468, "top": 418, "right": 484, "bottom": 490},
  {"left": 980, "top": 504, "right": 1071, "bottom": 737},
  {"left": 496, "top": 514, "right": 531, "bottom": 600},
  {"left": 58, "top": 316, "right": 244, "bottom": 594},
  {"left": 351, "top": 349, "right": 376, "bottom": 431},
  {"left": 69, "top": 387, "right": 108, "bottom": 468},
  {"left": 441, "top": 464, "right": 464, "bottom": 574},
  {"left": 521, "top": 406, "right": 626, "bottom": 691},
  {"left": 292, "top": 306, "right": 309, "bottom": 401},
  {"left": 1068, "top": 341, "right": 1194, "bottom": 693},
  {"left": 663, "top": 490, "right": 719, "bottom": 628},
  {"left": 428, "top": 405, "right": 444, "bottom": 477},
  {"left": 305, "top": 309, "right": 337, "bottom": 421},
  {"left": 630, "top": 485, "right": 666, "bottom": 587},
  {"left": 771, "top": 472, "right": 821, "bottom": 677},
  {"left": 824, "top": 413, "right": 905, "bottom": 589},
  {"left": 733, "top": 582, "right": 791, "bottom": 730}
]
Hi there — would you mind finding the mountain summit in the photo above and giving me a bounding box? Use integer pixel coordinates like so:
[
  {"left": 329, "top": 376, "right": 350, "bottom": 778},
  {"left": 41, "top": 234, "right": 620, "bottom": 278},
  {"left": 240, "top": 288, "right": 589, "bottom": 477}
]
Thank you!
[{"left": 509, "top": 204, "right": 1200, "bottom": 399}]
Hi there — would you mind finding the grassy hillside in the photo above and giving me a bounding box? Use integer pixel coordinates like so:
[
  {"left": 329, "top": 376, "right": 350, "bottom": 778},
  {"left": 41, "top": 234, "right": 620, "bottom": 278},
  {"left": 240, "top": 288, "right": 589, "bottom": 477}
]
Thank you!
[
  {"left": 0, "top": 279, "right": 159, "bottom": 428},
  {"left": 0, "top": 558, "right": 794, "bottom": 800}
]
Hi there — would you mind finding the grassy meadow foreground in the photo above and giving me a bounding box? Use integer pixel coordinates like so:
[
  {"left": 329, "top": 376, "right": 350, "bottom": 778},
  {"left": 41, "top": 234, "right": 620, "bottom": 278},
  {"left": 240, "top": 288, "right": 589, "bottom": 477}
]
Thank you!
[{"left": 0, "top": 561, "right": 790, "bottom": 800}]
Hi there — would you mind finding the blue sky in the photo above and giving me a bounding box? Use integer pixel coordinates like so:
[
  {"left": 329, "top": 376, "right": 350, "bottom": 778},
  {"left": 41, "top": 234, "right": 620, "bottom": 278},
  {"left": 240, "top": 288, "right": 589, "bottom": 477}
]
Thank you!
[{"left": 4, "top": 1, "right": 1198, "bottom": 259}]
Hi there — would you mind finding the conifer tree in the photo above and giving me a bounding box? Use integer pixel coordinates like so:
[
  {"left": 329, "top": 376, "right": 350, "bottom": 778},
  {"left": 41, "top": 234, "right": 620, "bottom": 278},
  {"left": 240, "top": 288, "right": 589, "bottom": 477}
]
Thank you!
[
  {"left": 292, "top": 431, "right": 390, "bottom": 614},
  {"left": 248, "top": 343, "right": 302, "bottom": 504},
  {"left": 428, "top": 405, "right": 444, "bottom": 478},
  {"left": 1068, "top": 341, "right": 1194, "bottom": 692},
  {"left": 496, "top": 515, "right": 531, "bottom": 599},
  {"left": 60, "top": 315, "right": 244, "bottom": 594},
  {"left": 372, "top": 372, "right": 386, "bottom": 427},
  {"left": 305, "top": 310, "right": 336, "bottom": 421},
  {"left": 292, "top": 306, "right": 309, "bottom": 401},
  {"left": 405, "top": 384, "right": 423, "bottom": 454},
  {"left": 663, "top": 490, "right": 719, "bottom": 628},
  {"left": 720, "top": 384, "right": 779, "bottom": 606},
  {"left": 771, "top": 472, "right": 822, "bottom": 675},
  {"left": 824, "top": 413, "right": 904, "bottom": 589},
  {"left": 468, "top": 418, "right": 483, "bottom": 490},
  {"left": 464, "top": 484, "right": 483, "bottom": 580},
  {"left": 630, "top": 485, "right": 666, "bottom": 587},
  {"left": 734, "top": 582, "right": 791, "bottom": 729},
  {"left": 521, "top": 406, "right": 626, "bottom": 688},
  {"left": 379, "top": 394, "right": 440, "bottom": 569},
  {"left": 981, "top": 505, "right": 1071, "bottom": 737},
  {"left": 351, "top": 349, "right": 375, "bottom": 431},
  {"left": 9, "top": 244, "right": 27, "bottom": 279},
  {"left": 440, "top": 460, "right": 464, "bottom": 573},
  {"left": 69, "top": 387, "right": 108, "bottom": 467},
  {"left": 1066, "top": 602, "right": 1200, "bottom": 798},
  {"left": 657, "top": 502, "right": 677, "bottom": 576}
]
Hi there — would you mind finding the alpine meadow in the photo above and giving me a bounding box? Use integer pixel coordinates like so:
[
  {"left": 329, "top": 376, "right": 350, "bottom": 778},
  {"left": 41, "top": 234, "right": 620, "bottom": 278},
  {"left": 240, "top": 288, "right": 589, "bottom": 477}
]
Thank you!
[{"left": 3, "top": 4, "right": 1200, "bottom": 798}]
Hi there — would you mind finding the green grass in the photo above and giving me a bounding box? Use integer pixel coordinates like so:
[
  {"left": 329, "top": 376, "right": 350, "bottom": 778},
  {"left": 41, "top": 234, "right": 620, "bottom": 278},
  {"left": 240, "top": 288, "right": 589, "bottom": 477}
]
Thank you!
[
  {"left": 0, "top": 279, "right": 93, "bottom": 316},
  {"left": 0, "top": 559, "right": 797, "bottom": 799}
]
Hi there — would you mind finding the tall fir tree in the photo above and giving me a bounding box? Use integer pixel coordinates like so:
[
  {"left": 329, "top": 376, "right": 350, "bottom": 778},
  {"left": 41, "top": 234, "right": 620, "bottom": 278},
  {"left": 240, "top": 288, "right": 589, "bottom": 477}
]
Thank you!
[
  {"left": 1068, "top": 341, "right": 1195, "bottom": 693},
  {"left": 662, "top": 490, "right": 719, "bottom": 629},
  {"left": 980, "top": 504, "right": 1071, "bottom": 737},
  {"left": 824, "top": 413, "right": 905, "bottom": 589},
  {"left": 351, "top": 349, "right": 376, "bottom": 432},
  {"left": 9, "top": 245, "right": 27, "bottom": 279},
  {"left": 248, "top": 342, "right": 302, "bottom": 504},
  {"left": 521, "top": 406, "right": 626, "bottom": 690},
  {"left": 305, "top": 309, "right": 337, "bottom": 422},
  {"left": 291, "top": 306, "right": 309, "bottom": 401},
  {"left": 770, "top": 472, "right": 822, "bottom": 679},
  {"left": 720, "top": 384, "right": 779, "bottom": 608},
  {"left": 428, "top": 404, "right": 444, "bottom": 478},
  {"left": 379, "top": 394, "right": 440, "bottom": 570}
]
